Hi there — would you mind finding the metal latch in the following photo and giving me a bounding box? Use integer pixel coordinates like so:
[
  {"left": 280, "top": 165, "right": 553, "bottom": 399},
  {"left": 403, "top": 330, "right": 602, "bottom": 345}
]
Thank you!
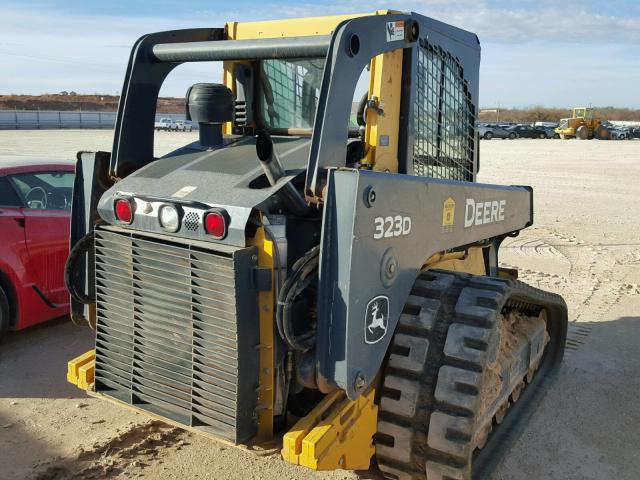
[{"left": 367, "top": 96, "right": 385, "bottom": 117}]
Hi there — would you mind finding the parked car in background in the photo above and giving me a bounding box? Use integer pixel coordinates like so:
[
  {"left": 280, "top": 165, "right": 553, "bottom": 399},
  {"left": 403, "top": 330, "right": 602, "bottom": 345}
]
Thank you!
[
  {"left": 534, "top": 121, "right": 559, "bottom": 129},
  {"left": 610, "top": 127, "right": 633, "bottom": 140},
  {"left": 154, "top": 117, "right": 176, "bottom": 131},
  {"left": 506, "top": 124, "right": 548, "bottom": 139},
  {"left": 538, "top": 126, "right": 560, "bottom": 139},
  {"left": 478, "top": 123, "right": 517, "bottom": 140},
  {"left": 0, "top": 157, "right": 74, "bottom": 339},
  {"left": 174, "top": 120, "right": 194, "bottom": 132}
]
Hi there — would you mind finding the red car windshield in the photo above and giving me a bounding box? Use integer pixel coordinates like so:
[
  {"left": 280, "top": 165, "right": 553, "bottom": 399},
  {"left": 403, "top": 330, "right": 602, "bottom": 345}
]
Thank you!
[{"left": 9, "top": 171, "right": 74, "bottom": 210}]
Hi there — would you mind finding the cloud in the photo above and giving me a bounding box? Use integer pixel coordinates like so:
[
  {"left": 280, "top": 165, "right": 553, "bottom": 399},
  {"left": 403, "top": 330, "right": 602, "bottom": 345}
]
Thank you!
[
  {"left": 0, "top": 1, "right": 638, "bottom": 106},
  {"left": 458, "top": 5, "right": 640, "bottom": 44},
  {"left": 259, "top": 0, "right": 640, "bottom": 44}
]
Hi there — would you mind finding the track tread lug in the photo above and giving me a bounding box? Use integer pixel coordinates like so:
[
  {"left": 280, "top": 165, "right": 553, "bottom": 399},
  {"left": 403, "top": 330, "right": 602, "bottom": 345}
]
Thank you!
[
  {"left": 388, "top": 334, "right": 430, "bottom": 373},
  {"left": 403, "top": 296, "right": 441, "bottom": 332},
  {"left": 435, "top": 366, "right": 481, "bottom": 412},
  {"left": 427, "top": 411, "right": 473, "bottom": 460},
  {"left": 467, "top": 275, "right": 510, "bottom": 290},
  {"left": 413, "top": 273, "right": 456, "bottom": 297},
  {"left": 378, "top": 463, "right": 419, "bottom": 480},
  {"left": 381, "top": 375, "right": 420, "bottom": 418},
  {"left": 377, "top": 421, "right": 415, "bottom": 463},
  {"left": 455, "top": 288, "right": 504, "bottom": 327},
  {"left": 425, "top": 461, "right": 468, "bottom": 480},
  {"left": 443, "top": 324, "right": 496, "bottom": 367}
]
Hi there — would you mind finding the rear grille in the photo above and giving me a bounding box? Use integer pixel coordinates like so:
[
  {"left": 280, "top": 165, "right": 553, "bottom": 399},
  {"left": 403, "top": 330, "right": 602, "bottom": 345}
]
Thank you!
[{"left": 93, "top": 227, "right": 260, "bottom": 443}]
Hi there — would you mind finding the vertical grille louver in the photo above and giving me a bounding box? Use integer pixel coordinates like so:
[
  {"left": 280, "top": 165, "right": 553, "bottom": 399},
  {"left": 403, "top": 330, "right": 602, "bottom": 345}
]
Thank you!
[{"left": 93, "top": 227, "right": 260, "bottom": 443}]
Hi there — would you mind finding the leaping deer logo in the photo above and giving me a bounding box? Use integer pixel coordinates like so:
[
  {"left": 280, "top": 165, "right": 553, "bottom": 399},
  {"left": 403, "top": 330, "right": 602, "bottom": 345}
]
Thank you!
[
  {"left": 365, "top": 295, "right": 389, "bottom": 344},
  {"left": 367, "top": 301, "right": 387, "bottom": 335}
]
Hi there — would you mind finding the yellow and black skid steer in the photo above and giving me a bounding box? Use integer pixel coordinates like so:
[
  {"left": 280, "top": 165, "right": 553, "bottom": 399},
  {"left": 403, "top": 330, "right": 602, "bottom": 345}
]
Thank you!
[{"left": 65, "top": 10, "right": 568, "bottom": 479}]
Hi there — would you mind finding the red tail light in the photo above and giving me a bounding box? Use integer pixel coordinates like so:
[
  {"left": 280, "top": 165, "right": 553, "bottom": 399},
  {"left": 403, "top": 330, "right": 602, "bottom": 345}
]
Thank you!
[
  {"left": 114, "top": 198, "right": 134, "bottom": 224},
  {"left": 204, "top": 210, "right": 227, "bottom": 239}
]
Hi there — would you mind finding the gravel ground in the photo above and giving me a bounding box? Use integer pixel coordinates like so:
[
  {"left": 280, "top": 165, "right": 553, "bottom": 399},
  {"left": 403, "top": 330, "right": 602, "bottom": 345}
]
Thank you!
[{"left": 0, "top": 130, "right": 639, "bottom": 479}]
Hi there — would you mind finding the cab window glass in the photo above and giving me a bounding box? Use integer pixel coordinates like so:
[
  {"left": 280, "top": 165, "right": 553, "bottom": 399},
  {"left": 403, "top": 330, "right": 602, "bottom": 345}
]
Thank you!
[
  {"left": 9, "top": 172, "right": 74, "bottom": 210},
  {"left": 0, "top": 177, "right": 22, "bottom": 207},
  {"left": 260, "top": 58, "right": 324, "bottom": 130}
]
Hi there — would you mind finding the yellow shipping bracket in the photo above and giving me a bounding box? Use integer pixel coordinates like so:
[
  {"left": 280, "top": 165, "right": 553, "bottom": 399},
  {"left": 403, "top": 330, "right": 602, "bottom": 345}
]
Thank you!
[
  {"left": 67, "top": 349, "right": 95, "bottom": 390},
  {"left": 282, "top": 388, "right": 377, "bottom": 471}
]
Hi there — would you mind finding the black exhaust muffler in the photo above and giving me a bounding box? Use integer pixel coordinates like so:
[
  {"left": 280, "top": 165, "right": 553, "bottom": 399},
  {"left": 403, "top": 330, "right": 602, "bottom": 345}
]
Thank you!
[{"left": 256, "top": 130, "right": 310, "bottom": 216}]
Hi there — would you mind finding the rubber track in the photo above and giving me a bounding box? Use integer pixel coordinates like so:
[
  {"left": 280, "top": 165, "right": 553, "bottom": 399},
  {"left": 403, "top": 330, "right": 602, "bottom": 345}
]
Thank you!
[{"left": 375, "top": 270, "right": 568, "bottom": 480}]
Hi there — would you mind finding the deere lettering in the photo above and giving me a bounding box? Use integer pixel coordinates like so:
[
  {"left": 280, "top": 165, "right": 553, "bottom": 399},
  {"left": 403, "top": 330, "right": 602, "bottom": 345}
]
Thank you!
[{"left": 465, "top": 198, "right": 506, "bottom": 227}]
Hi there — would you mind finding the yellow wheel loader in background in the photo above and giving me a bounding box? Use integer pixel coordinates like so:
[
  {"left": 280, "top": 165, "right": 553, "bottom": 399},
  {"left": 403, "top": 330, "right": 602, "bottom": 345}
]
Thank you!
[
  {"left": 555, "top": 107, "right": 610, "bottom": 139},
  {"left": 65, "top": 10, "right": 568, "bottom": 479}
]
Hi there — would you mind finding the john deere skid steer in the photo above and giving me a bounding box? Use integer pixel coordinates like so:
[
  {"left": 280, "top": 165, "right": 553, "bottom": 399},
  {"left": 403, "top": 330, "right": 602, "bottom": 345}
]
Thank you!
[{"left": 66, "top": 10, "right": 568, "bottom": 479}]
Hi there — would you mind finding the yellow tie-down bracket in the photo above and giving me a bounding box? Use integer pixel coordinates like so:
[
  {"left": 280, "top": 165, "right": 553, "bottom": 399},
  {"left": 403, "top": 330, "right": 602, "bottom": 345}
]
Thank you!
[
  {"left": 282, "top": 388, "right": 377, "bottom": 471},
  {"left": 67, "top": 349, "right": 96, "bottom": 390}
]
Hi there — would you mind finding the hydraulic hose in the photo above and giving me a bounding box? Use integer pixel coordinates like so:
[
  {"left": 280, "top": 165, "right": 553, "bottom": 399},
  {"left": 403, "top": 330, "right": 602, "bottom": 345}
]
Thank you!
[
  {"left": 356, "top": 92, "right": 368, "bottom": 127},
  {"left": 64, "top": 231, "right": 96, "bottom": 305},
  {"left": 276, "top": 245, "right": 320, "bottom": 352}
]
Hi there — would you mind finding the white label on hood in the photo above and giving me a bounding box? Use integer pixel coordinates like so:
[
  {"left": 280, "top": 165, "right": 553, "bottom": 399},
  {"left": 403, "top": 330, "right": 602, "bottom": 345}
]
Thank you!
[{"left": 171, "top": 186, "right": 197, "bottom": 198}]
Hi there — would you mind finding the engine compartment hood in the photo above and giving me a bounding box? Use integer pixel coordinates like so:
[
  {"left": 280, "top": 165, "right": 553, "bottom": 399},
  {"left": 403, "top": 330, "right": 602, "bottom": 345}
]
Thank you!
[{"left": 97, "top": 135, "right": 311, "bottom": 246}]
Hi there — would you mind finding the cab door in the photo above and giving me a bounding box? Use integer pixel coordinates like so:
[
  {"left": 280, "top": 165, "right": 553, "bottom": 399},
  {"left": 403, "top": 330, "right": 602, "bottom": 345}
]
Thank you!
[{"left": 8, "top": 170, "right": 73, "bottom": 306}]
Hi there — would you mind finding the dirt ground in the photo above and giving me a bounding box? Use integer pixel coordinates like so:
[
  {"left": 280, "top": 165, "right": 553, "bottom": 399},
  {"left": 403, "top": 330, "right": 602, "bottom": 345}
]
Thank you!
[{"left": 1, "top": 131, "right": 639, "bottom": 479}]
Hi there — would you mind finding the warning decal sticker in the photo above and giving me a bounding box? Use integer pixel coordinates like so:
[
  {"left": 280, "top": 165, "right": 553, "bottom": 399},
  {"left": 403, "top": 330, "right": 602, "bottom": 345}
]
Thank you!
[
  {"left": 386, "top": 21, "right": 405, "bottom": 42},
  {"left": 442, "top": 197, "right": 456, "bottom": 227}
]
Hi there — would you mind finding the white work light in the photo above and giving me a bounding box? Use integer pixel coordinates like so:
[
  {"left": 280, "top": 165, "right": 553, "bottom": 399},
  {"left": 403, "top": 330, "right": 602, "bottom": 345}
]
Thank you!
[{"left": 158, "top": 204, "right": 180, "bottom": 232}]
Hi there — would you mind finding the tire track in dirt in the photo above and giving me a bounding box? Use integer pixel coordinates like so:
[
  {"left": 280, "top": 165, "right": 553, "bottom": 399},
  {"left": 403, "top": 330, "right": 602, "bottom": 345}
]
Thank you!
[
  {"left": 615, "top": 249, "right": 640, "bottom": 266},
  {"left": 31, "top": 420, "right": 189, "bottom": 480},
  {"left": 500, "top": 229, "right": 632, "bottom": 365},
  {"left": 502, "top": 228, "right": 640, "bottom": 365},
  {"left": 500, "top": 226, "right": 640, "bottom": 325},
  {"left": 563, "top": 323, "right": 593, "bottom": 360},
  {"left": 609, "top": 282, "right": 640, "bottom": 306}
]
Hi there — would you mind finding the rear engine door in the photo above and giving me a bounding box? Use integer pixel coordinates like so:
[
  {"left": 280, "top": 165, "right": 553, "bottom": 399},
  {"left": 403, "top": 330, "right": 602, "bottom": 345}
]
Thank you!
[{"left": 8, "top": 170, "right": 73, "bottom": 306}]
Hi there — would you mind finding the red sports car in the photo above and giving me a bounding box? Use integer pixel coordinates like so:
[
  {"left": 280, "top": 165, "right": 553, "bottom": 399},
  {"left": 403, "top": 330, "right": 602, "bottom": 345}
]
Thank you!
[{"left": 0, "top": 157, "right": 74, "bottom": 338}]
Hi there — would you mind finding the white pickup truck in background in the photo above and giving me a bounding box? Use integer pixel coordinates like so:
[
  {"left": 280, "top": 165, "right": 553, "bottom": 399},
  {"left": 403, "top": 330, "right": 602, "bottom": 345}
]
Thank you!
[
  {"left": 154, "top": 118, "right": 176, "bottom": 131},
  {"left": 154, "top": 118, "right": 193, "bottom": 131},
  {"left": 174, "top": 120, "right": 193, "bottom": 132}
]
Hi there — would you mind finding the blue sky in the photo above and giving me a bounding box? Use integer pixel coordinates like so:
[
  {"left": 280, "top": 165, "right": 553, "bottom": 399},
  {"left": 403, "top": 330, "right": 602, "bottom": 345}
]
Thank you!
[{"left": 1, "top": 0, "right": 639, "bottom": 108}]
